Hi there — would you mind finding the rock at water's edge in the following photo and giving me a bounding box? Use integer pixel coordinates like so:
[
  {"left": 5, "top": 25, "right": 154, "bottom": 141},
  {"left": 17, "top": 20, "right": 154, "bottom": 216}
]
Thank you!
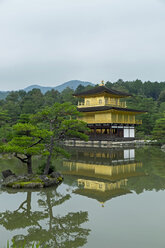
[
  {"left": 1, "top": 170, "right": 63, "bottom": 189},
  {"left": 2, "top": 170, "right": 16, "bottom": 179},
  {"left": 161, "top": 144, "right": 165, "bottom": 152}
]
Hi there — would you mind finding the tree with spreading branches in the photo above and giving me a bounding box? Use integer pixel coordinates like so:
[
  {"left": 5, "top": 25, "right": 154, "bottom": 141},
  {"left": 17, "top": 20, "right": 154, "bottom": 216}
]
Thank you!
[
  {"left": 0, "top": 102, "right": 89, "bottom": 175},
  {"left": 32, "top": 102, "right": 89, "bottom": 175},
  {"left": 1, "top": 123, "right": 51, "bottom": 174}
]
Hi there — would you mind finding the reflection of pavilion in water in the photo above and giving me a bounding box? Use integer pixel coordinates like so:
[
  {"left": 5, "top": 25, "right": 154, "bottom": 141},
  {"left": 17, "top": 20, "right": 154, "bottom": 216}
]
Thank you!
[{"left": 63, "top": 148, "right": 143, "bottom": 204}]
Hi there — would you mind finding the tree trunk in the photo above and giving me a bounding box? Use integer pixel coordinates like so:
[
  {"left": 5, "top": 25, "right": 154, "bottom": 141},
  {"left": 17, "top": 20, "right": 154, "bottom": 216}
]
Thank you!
[
  {"left": 46, "top": 192, "right": 53, "bottom": 231},
  {"left": 44, "top": 136, "right": 54, "bottom": 175},
  {"left": 27, "top": 155, "right": 33, "bottom": 174},
  {"left": 26, "top": 192, "right": 32, "bottom": 217}
]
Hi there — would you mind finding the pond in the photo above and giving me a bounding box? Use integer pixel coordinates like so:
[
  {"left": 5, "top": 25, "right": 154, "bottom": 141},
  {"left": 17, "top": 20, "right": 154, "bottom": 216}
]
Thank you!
[{"left": 0, "top": 146, "right": 165, "bottom": 248}]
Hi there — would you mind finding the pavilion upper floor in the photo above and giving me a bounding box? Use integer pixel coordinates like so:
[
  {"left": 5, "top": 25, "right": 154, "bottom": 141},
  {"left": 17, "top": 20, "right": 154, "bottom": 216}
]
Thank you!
[{"left": 77, "top": 95, "right": 127, "bottom": 108}]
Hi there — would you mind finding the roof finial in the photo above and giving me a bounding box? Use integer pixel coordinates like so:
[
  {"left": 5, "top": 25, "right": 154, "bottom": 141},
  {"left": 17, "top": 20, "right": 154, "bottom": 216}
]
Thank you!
[{"left": 99, "top": 80, "right": 104, "bottom": 86}]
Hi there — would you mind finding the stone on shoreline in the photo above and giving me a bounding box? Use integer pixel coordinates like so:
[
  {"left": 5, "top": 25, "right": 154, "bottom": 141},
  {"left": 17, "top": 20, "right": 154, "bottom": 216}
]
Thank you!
[
  {"left": 161, "top": 144, "right": 165, "bottom": 152},
  {"left": 2, "top": 169, "right": 16, "bottom": 179},
  {"left": 1, "top": 170, "right": 63, "bottom": 189}
]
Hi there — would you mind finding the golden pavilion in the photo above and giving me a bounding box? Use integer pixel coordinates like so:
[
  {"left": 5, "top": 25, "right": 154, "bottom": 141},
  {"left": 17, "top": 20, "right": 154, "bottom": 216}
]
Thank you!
[{"left": 74, "top": 83, "right": 145, "bottom": 140}]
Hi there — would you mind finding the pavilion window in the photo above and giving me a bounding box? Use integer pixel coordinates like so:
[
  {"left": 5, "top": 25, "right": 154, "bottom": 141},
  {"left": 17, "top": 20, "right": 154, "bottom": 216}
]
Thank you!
[
  {"left": 86, "top": 182, "right": 90, "bottom": 187},
  {"left": 99, "top": 99, "right": 102, "bottom": 105},
  {"left": 99, "top": 184, "right": 103, "bottom": 189},
  {"left": 105, "top": 98, "right": 108, "bottom": 104},
  {"left": 86, "top": 100, "right": 90, "bottom": 106}
]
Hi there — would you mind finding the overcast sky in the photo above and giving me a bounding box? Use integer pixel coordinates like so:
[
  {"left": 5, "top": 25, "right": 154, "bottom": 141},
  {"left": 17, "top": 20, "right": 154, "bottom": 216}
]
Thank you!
[{"left": 0, "top": 0, "right": 165, "bottom": 91}]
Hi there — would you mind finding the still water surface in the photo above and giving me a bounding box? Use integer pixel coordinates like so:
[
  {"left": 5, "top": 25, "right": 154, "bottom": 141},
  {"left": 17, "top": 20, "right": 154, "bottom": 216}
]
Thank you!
[{"left": 0, "top": 146, "right": 165, "bottom": 248}]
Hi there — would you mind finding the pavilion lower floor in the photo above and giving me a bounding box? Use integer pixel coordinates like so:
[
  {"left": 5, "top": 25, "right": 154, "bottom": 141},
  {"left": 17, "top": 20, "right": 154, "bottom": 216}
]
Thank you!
[{"left": 87, "top": 123, "right": 135, "bottom": 141}]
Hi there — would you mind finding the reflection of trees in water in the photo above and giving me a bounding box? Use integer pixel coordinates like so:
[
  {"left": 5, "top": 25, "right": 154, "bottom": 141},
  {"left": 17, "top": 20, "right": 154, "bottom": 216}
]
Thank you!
[
  {"left": 0, "top": 192, "right": 46, "bottom": 231},
  {"left": 126, "top": 175, "right": 165, "bottom": 194},
  {"left": 0, "top": 190, "right": 90, "bottom": 248},
  {"left": 126, "top": 147, "right": 165, "bottom": 193}
]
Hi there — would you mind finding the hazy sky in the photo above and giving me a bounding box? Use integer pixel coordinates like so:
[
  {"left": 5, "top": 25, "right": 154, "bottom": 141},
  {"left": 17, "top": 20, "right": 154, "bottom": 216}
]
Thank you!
[{"left": 0, "top": 0, "right": 165, "bottom": 91}]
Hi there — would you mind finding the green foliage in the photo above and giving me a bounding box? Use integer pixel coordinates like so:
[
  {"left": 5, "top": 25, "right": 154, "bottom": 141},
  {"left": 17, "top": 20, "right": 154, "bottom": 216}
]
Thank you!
[
  {"left": 37, "top": 160, "right": 55, "bottom": 174},
  {"left": 158, "top": 90, "right": 165, "bottom": 103},
  {"left": 18, "top": 113, "right": 31, "bottom": 123},
  {"left": 32, "top": 102, "right": 88, "bottom": 140},
  {"left": 3, "top": 92, "right": 22, "bottom": 124},
  {"left": 74, "top": 84, "right": 94, "bottom": 94},
  {"left": 60, "top": 119, "right": 89, "bottom": 141},
  {"left": 152, "top": 115, "right": 165, "bottom": 144},
  {"left": 159, "top": 102, "right": 165, "bottom": 113},
  {"left": 0, "top": 102, "right": 88, "bottom": 174},
  {"left": 0, "top": 123, "right": 51, "bottom": 174},
  {"left": 21, "top": 89, "right": 44, "bottom": 114},
  {"left": 44, "top": 89, "right": 61, "bottom": 106},
  {"left": 0, "top": 110, "right": 11, "bottom": 145},
  {"left": 60, "top": 87, "right": 77, "bottom": 104},
  {"left": 0, "top": 125, "right": 12, "bottom": 145},
  {"left": 106, "top": 79, "right": 165, "bottom": 100},
  {"left": 32, "top": 102, "right": 88, "bottom": 174},
  {"left": 126, "top": 96, "right": 160, "bottom": 135},
  {"left": 0, "top": 110, "right": 10, "bottom": 127}
]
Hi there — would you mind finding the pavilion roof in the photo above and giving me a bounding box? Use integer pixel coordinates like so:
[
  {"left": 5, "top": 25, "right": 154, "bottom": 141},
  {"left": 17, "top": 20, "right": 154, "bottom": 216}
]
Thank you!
[
  {"left": 78, "top": 106, "right": 146, "bottom": 113},
  {"left": 62, "top": 170, "right": 145, "bottom": 181},
  {"left": 73, "top": 85, "right": 131, "bottom": 97}
]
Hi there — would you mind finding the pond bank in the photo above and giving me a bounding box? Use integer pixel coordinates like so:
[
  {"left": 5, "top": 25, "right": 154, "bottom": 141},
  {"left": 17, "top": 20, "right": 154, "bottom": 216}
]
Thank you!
[{"left": 64, "top": 139, "right": 154, "bottom": 148}]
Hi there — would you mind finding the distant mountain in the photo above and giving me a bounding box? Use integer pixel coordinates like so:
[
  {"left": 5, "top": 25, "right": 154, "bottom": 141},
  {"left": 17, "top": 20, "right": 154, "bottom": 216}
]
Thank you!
[
  {"left": 0, "top": 80, "right": 94, "bottom": 100},
  {"left": 54, "top": 80, "right": 94, "bottom": 92},
  {"left": 23, "top": 85, "right": 53, "bottom": 94},
  {"left": 24, "top": 80, "right": 94, "bottom": 93}
]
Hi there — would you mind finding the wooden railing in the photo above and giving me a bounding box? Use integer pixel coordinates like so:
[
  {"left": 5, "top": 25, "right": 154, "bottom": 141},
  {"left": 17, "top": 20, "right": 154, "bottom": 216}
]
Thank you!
[
  {"left": 78, "top": 118, "right": 142, "bottom": 125},
  {"left": 78, "top": 102, "right": 127, "bottom": 108},
  {"left": 106, "top": 102, "right": 127, "bottom": 108}
]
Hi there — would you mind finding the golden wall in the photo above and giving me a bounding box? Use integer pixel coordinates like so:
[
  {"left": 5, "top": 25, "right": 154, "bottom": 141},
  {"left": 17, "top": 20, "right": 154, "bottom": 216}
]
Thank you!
[
  {"left": 63, "top": 161, "right": 143, "bottom": 177},
  {"left": 79, "top": 111, "right": 137, "bottom": 124}
]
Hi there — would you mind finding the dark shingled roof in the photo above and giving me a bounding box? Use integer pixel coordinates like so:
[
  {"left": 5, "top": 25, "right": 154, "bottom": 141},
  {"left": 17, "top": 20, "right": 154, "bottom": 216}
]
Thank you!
[
  {"left": 73, "top": 188, "right": 132, "bottom": 203},
  {"left": 78, "top": 106, "right": 146, "bottom": 113},
  {"left": 73, "top": 85, "right": 131, "bottom": 97}
]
